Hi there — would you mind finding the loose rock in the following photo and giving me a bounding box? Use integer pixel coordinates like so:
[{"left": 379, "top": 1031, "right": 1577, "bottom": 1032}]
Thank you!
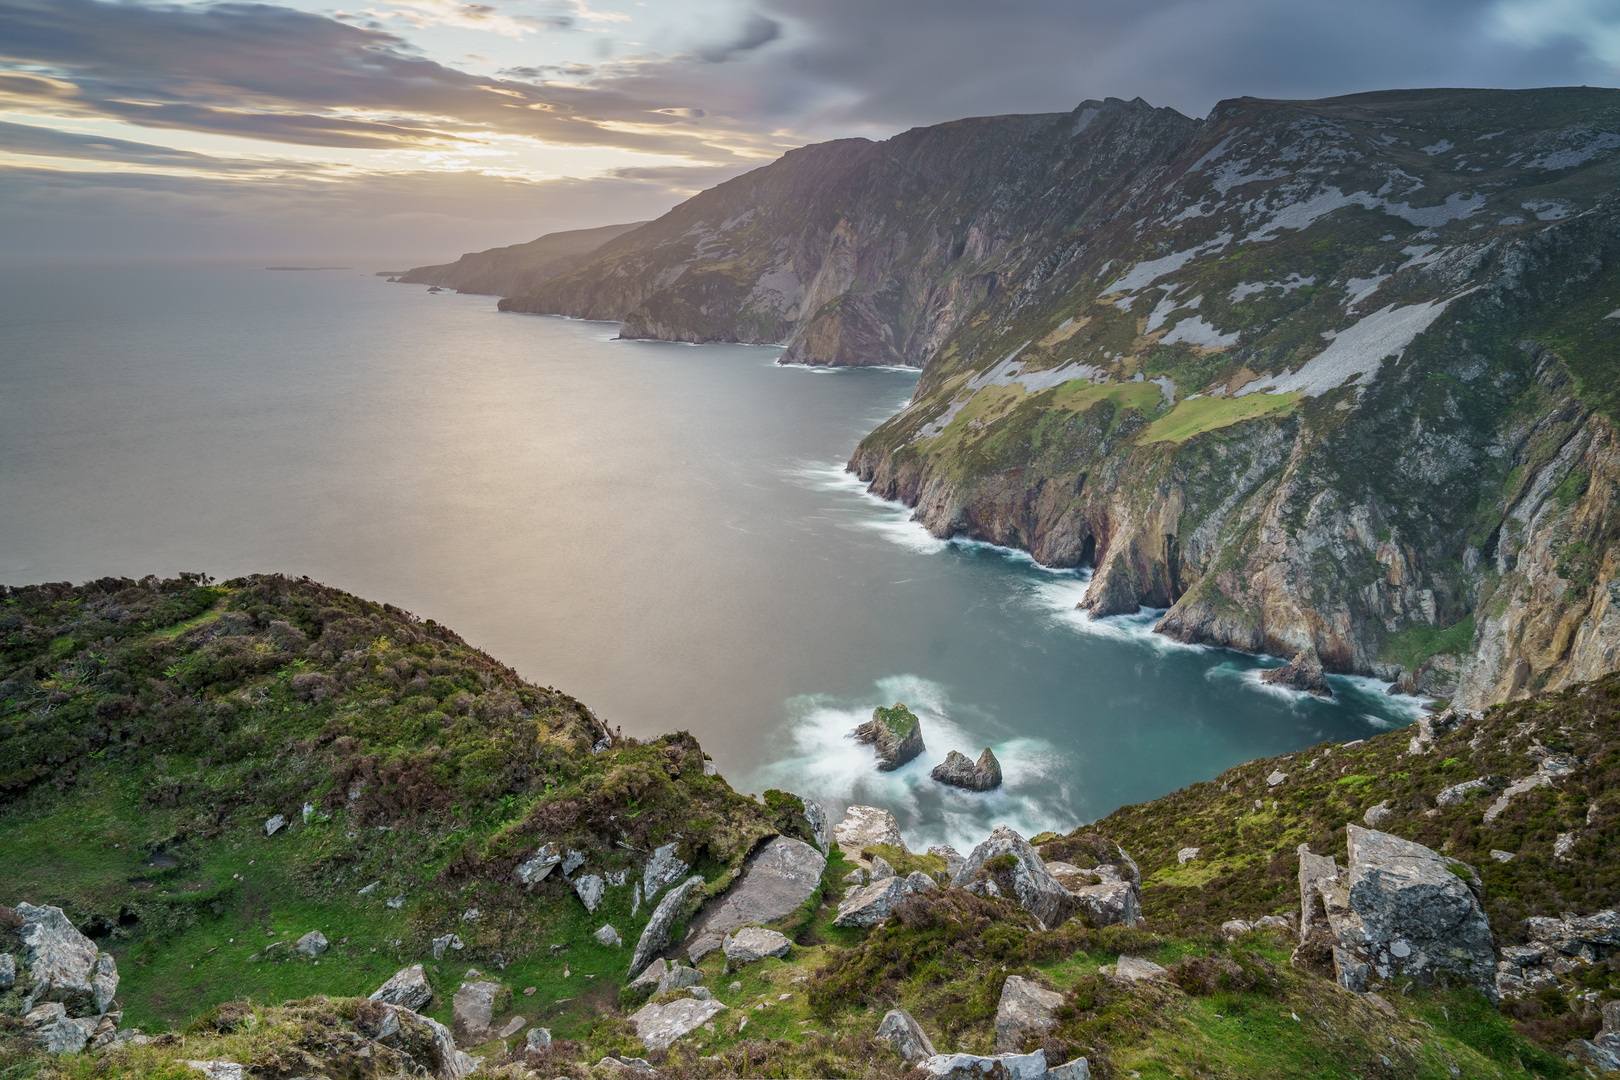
[
  {"left": 833, "top": 875, "right": 913, "bottom": 928},
  {"left": 264, "top": 815, "right": 286, "bottom": 837},
  {"left": 432, "top": 934, "right": 465, "bottom": 960},
  {"left": 17, "top": 902, "right": 117, "bottom": 1015},
  {"left": 294, "top": 931, "right": 328, "bottom": 958},
  {"left": 371, "top": 964, "right": 434, "bottom": 1011},
  {"left": 594, "top": 924, "right": 623, "bottom": 947},
  {"left": 575, "top": 874, "right": 606, "bottom": 913},
  {"left": 452, "top": 978, "right": 506, "bottom": 1042},
  {"left": 1114, "top": 956, "right": 1167, "bottom": 983},
  {"left": 952, "top": 826, "right": 1076, "bottom": 929},
  {"left": 929, "top": 845, "right": 966, "bottom": 878},
  {"left": 870, "top": 855, "right": 896, "bottom": 880},
  {"left": 642, "top": 844, "right": 690, "bottom": 900},
  {"left": 0, "top": 952, "right": 14, "bottom": 988},
  {"left": 917, "top": 1049, "right": 1049, "bottom": 1080},
  {"left": 525, "top": 1027, "right": 552, "bottom": 1052},
  {"left": 656, "top": 964, "right": 703, "bottom": 995},
  {"left": 994, "top": 975, "right": 1063, "bottom": 1052},
  {"left": 514, "top": 843, "right": 562, "bottom": 885},
  {"left": 1363, "top": 802, "right": 1393, "bottom": 828},
  {"left": 1177, "top": 847, "right": 1200, "bottom": 863},
  {"left": 723, "top": 927, "right": 791, "bottom": 964},
  {"left": 875, "top": 1007, "right": 937, "bottom": 1065}
]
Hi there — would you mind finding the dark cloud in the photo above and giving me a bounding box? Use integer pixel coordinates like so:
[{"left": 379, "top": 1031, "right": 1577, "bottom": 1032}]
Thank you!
[
  {"left": 696, "top": 14, "right": 782, "bottom": 63},
  {"left": 0, "top": 119, "right": 227, "bottom": 165}
]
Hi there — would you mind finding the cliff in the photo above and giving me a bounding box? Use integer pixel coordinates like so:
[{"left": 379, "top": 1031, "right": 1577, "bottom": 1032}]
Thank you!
[
  {"left": 499, "top": 98, "right": 1200, "bottom": 365},
  {"left": 395, "top": 221, "right": 645, "bottom": 297},
  {"left": 844, "top": 87, "right": 1620, "bottom": 709}
]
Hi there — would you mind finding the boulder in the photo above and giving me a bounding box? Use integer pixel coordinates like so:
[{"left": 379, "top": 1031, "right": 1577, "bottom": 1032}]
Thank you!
[
  {"left": 684, "top": 837, "right": 825, "bottom": 956},
  {"left": 0, "top": 952, "right": 14, "bottom": 988},
  {"left": 1525, "top": 908, "right": 1620, "bottom": 957},
  {"left": 628, "top": 875, "right": 704, "bottom": 979},
  {"left": 843, "top": 868, "right": 867, "bottom": 887},
  {"left": 1296, "top": 826, "right": 1496, "bottom": 1002},
  {"left": 800, "top": 797, "right": 830, "bottom": 854},
  {"left": 1266, "top": 770, "right": 1287, "bottom": 787},
  {"left": 1047, "top": 1058, "right": 1092, "bottom": 1080},
  {"left": 1070, "top": 880, "right": 1140, "bottom": 928},
  {"left": 525, "top": 1027, "right": 552, "bottom": 1053},
  {"left": 929, "top": 845, "right": 966, "bottom": 878},
  {"left": 994, "top": 975, "right": 1063, "bottom": 1052},
  {"left": 905, "top": 870, "right": 938, "bottom": 894},
  {"left": 432, "top": 934, "right": 465, "bottom": 960},
  {"left": 1435, "top": 777, "right": 1496, "bottom": 808},
  {"left": 917, "top": 1050, "right": 1048, "bottom": 1080},
  {"left": 643, "top": 843, "right": 690, "bottom": 899},
  {"left": 27, "top": 1003, "right": 97, "bottom": 1055},
  {"left": 835, "top": 805, "right": 907, "bottom": 853},
  {"left": 452, "top": 979, "right": 506, "bottom": 1042},
  {"left": 1177, "top": 847, "right": 1200, "bottom": 864},
  {"left": 594, "top": 924, "right": 623, "bottom": 947},
  {"left": 186, "top": 1061, "right": 245, "bottom": 1079},
  {"left": 625, "top": 959, "right": 670, "bottom": 1000},
  {"left": 1260, "top": 650, "right": 1331, "bottom": 696},
  {"left": 264, "top": 814, "right": 287, "bottom": 837},
  {"left": 875, "top": 1007, "right": 937, "bottom": 1065},
  {"left": 723, "top": 927, "right": 791, "bottom": 964},
  {"left": 852, "top": 702, "right": 926, "bottom": 771},
  {"left": 514, "top": 843, "right": 562, "bottom": 885},
  {"left": 1114, "top": 956, "right": 1167, "bottom": 983},
  {"left": 932, "top": 748, "right": 1003, "bottom": 791},
  {"left": 561, "top": 850, "right": 586, "bottom": 876},
  {"left": 1362, "top": 802, "right": 1393, "bottom": 828},
  {"left": 1222, "top": 920, "right": 1254, "bottom": 939},
  {"left": 952, "top": 826, "right": 1075, "bottom": 930},
  {"left": 871, "top": 855, "right": 896, "bottom": 880},
  {"left": 833, "top": 875, "right": 912, "bottom": 928},
  {"left": 575, "top": 874, "right": 606, "bottom": 913},
  {"left": 294, "top": 931, "right": 328, "bottom": 957},
  {"left": 655, "top": 964, "right": 703, "bottom": 995},
  {"left": 594, "top": 1055, "right": 658, "bottom": 1076},
  {"left": 16, "top": 902, "right": 116, "bottom": 1015},
  {"left": 371, "top": 964, "right": 434, "bottom": 1011},
  {"left": 627, "top": 995, "right": 728, "bottom": 1050}
]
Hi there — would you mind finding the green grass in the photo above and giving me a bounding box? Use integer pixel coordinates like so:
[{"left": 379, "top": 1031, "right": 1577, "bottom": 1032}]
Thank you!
[
  {"left": 1137, "top": 391, "right": 1301, "bottom": 444},
  {"left": 1379, "top": 616, "right": 1476, "bottom": 672}
]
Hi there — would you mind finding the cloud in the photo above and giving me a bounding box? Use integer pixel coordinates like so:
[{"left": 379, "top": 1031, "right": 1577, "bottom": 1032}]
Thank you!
[
  {"left": 0, "top": 119, "right": 232, "bottom": 165},
  {"left": 696, "top": 13, "right": 781, "bottom": 63}
]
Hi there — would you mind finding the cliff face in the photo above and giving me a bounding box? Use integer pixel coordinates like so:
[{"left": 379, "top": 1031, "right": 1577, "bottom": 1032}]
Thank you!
[
  {"left": 847, "top": 87, "right": 1620, "bottom": 708},
  {"left": 395, "top": 221, "right": 644, "bottom": 297},
  {"left": 499, "top": 99, "right": 1201, "bottom": 365}
]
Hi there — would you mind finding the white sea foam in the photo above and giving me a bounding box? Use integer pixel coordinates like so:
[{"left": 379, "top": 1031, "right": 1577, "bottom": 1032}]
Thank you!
[{"left": 749, "top": 674, "right": 1079, "bottom": 853}]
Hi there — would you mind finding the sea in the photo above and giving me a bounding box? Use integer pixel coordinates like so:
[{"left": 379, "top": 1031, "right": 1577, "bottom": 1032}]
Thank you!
[{"left": 0, "top": 265, "right": 1422, "bottom": 853}]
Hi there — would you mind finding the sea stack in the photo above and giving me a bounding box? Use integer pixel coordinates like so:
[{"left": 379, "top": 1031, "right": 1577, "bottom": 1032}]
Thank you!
[
  {"left": 1260, "top": 649, "right": 1332, "bottom": 697},
  {"left": 932, "top": 747, "right": 1003, "bottom": 791},
  {"left": 851, "top": 702, "right": 925, "bottom": 771}
]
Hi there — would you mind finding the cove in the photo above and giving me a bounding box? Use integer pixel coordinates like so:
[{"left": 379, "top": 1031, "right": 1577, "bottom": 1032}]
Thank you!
[{"left": 0, "top": 265, "right": 1420, "bottom": 852}]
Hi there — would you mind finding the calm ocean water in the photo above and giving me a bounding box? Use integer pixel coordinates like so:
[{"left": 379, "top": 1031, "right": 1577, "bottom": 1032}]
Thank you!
[{"left": 0, "top": 265, "right": 1420, "bottom": 851}]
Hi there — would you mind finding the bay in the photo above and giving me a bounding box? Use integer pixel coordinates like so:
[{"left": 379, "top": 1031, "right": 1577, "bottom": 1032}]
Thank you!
[{"left": 0, "top": 265, "right": 1419, "bottom": 852}]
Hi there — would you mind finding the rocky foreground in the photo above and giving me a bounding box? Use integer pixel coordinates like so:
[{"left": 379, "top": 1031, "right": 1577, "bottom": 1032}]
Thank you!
[{"left": 3, "top": 574, "right": 1619, "bottom": 1079}]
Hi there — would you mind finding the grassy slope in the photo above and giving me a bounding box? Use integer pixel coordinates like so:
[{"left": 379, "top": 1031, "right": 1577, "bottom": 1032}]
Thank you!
[{"left": 1, "top": 576, "right": 1607, "bottom": 1079}]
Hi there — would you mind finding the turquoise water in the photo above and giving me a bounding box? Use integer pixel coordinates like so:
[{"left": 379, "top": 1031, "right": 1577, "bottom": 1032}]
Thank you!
[{"left": 0, "top": 265, "right": 1421, "bottom": 851}]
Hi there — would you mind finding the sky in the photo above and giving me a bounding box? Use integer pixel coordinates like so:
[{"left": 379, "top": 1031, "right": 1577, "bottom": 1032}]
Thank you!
[{"left": 1, "top": 0, "right": 1618, "bottom": 264}]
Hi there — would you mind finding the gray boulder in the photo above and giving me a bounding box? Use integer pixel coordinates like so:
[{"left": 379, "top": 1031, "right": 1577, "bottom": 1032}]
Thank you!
[
  {"left": 628, "top": 874, "right": 704, "bottom": 979},
  {"left": 994, "top": 975, "right": 1063, "bottom": 1052},
  {"left": 833, "top": 875, "right": 912, "bottom": 928},
  {"left": 875, "top": 1007, "right": 937, "bottom": 1065},
  {"left": 452, "top": 978, "right": 505, "bottom": 1042},
  {"left": 26, "top": 1002, "right": 97, "bottom": 1055},
  {"left": 851, "top": 702, "right": 926, "bottom": 771},
  {"left": 870, "top": 855, "right": 896, "bottom": 880},
  {"left": 1113, "top": 956, "right": 1167, "bottom": 983},
  {"left": 294, "top": 930, "right": 328, "bottom": 958},
  {"left": 905, "top": 870, "right": 938, "bottom": 894},
  {"left": 917, "top": 1050, "right": 1048, "bottom": 1080},
  {"left": 800, "top": 797, "right": 830, "bottom": 854},
  {"left": 264, "top": 814, "right": 287, "bottom": 837},
  {"left": 684, "top": 837, "right": 824, "bottom": 955},
  {"left": 1070, "top": 879, "right": 1140, "bottom": 928},
  {"left": 594, "top": 924, "right": 623, "bottom": 947},
  {"left": 834, "top": 805, "right": 907, "bottom": 853},
  {"left": 574, "top": 874, "right": 606, "bottom": 913},
  {"left": 1526, "top": 908, "right": 1620, "bottom": 957},
  {"left": 370, "top": 964, "right": 434, "bottom": 1011},
  {"left": 561, "top": 850, "right": 586, "bottom": 876},
  {"left": 625, "top": 959, "right": 670, "bottom": 1000},
  {"left": 655, "top": 963, "right": 703, "bottom": 996},
  {"left": 723, "top": 927, "right": 791, "bottom": 964},
  {"left": 1363, "top": 801, "right": 1393, "bottom": 828},
  {"left": 431, "top": 933, "right": 464, "bottom": 960},
  {"left": 514, "top": 843, "right": 562, "bottom": 885},
  {"left": 627, "top": 995, "right": 728, "bottom": 1050},
  {"left": 952, "top": 827, "right": 1075, "bottom": 930},
  {"left": 931, "top": 748, "right": 1003, "bottom": 791},
  {"left": 843, "top": 868, "right": 867, "bottom": 887},
  {"left": 525, "top": 1027, "right": 552, "bottom": 1053},
  {"left": 187, "top": 1061, "right": 246, "bottom": 1079},
  {"left": 1296, "top": 826, "right": 1496, "bottom": 1002},
  {"left": 643, "top": 843, "right": 690, "bottom": 899},
  {"left": 17, "top": 903, "right": 117, "bottom": 1015},
  {"left": 1436, "top": 777, "right": 1496, "bottom": 808},
  {"left": 1047, "top": 1058, "right": 1092, "bottom": 1080},
  {"left": 0, "top": 952, "right": 14, "bottom": 988}
]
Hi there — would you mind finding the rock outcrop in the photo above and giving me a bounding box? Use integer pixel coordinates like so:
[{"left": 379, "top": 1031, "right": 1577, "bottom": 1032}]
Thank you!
[
  {"left": 684, "top": 837, "right": 825, "bottom": 960},
  {"left": 16, "top": 902, "right": 118, "bottom": 1016},
  {"left": 628, "top": 874, "right": 704, "bottom": 979},
  {"left": 834, "top": 805, "right": 907, "bottom": 853},
  {"left": 722, "top": 927, "right": 791, "bottom": 964},
  {"left": 451, "top": 976, "right": 507, "bottom": 1042},
  {"left": 953, "top": 827, "right": 1076, "bottom": 929},
  {"left": 833, "top": 875, "right": 917, "bottom": 928},
  {"left": 917, "top": 1049, "right": 1050, "bottom": 1080},
  {"left": 851, "top": 702, "right": 926, "bottom": 770},
  {"left": 932, "top": 747, "right": 1004, "bottom": 790},
  {"left": 627, "top": 994, "right": 728, "bottom": 1051},
  {"left": 1296, "top": 826, "right": 1496, "bottom": 1002}
]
